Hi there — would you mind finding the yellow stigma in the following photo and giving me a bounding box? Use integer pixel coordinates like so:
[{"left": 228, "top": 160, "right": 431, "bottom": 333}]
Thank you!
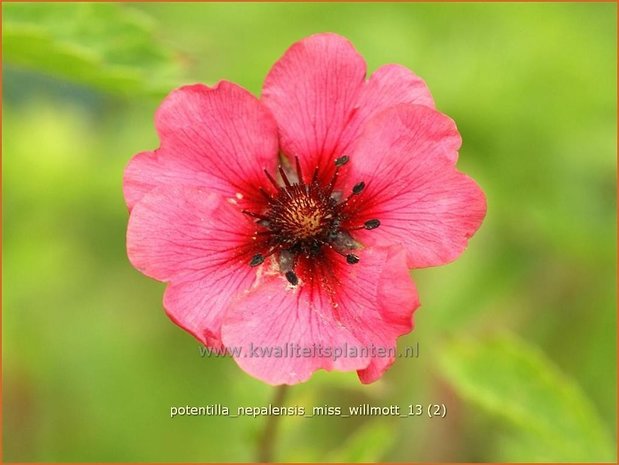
[{"left": 285, "top": 197, "right": 327, "bottom": 239}]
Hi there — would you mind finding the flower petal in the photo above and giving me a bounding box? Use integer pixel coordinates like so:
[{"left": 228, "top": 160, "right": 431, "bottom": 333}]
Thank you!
[
  {"left": 335, "top": 64, "right": 435, "bottom": 157},
  {"left": 348, "top": 247, "right": 420, "bottom": 383},
  {"left": 220, "top": 246, "right": 418, "bottom": 385},
  {"left": 127, "top": 186, "right": 258, "bottom": 346},
  {"left": 123, "top": 81, "right": 278, "bottom": 211},
  {"left": 345, "top": 104, "right": 487, "bottom": 268},
  {"left": 262, "top": 34, "right": 436, "bottom": 186},
  {"left": 262, "top": 33, "right": 367, "bottom": 183}
]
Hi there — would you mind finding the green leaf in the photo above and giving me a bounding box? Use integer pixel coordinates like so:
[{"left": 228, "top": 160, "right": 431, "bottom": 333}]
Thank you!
[
  {"left": 324, "top": 420, "right": 395, "bottom": 462},
  {"left": 438, "top": 333, "right": 615, "bottom": 462},
  {"left": 2, "top": 3, "right": 182, "bottom": 96}
]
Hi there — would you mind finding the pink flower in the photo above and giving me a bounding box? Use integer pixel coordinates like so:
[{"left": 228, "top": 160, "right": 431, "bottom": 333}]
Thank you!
[{"left": 124, "top": 33, "right": 486, "bottom": 385}]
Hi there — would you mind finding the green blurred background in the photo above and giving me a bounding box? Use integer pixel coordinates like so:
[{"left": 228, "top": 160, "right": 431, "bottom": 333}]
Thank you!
[{"left": 2, "top": 2, "right": 616, "bottom": 462}]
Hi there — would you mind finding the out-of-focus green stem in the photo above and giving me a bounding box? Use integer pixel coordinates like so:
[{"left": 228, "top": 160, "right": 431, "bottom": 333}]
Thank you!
[{"left": 256, "top": 384, "right": 289, "bottom": 463}]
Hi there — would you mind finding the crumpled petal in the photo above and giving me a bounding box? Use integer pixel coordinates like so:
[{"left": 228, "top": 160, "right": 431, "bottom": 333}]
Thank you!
[
  {"left": 262, "top": 33, "right": 433, "bottom": 184},
  {"left": 221, "top": 246, "right": 418, "bottom": 385},
  {"left": 127, "top": 186, "right": 258, "bottom": 347},
  {"left": 123, "top": 81, "right": 278, "bottom": 211},
  {"left": 344, "top": 104, "right": 487, "bottom": 268}
]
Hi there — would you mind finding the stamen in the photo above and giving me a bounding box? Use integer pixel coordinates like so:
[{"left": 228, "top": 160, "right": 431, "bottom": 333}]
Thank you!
[
  {"left": 364, "top": 219, "right": 381, "bottom": 230},
  {"left": 352, "top": 182, "right": 365, "bottom": 195},
  {"left": 285, "top": 270, "right": 299, "bottom": 285},
  {"left": 258, "top": 186, "right": 273, "bottom": 202},
  {"left": 264, "top": 169, "right": 280, "bottom": 190},
  {"left": 335, "top": 155, "right": 349, "bottom": 167},
  {"left": 331, "top": 247, "right": 360, "bottom": 265},
  {"left": 242, "top": 210, "right": 270, "bottom": 221},
  {"left": 279, "top": 166, "right": 292, "bottom": 188},
  {"left": 337, "top": 180, "right": 366, "bottom": 207},
  {"left": 249, "top": 153, "right": 378, "bottom": 282},
  {"left": 250, "top": 254, "right": 265, "bottom": 267},
  {"left": 349, "top": 219, "right": 381, "bottom": 231},
  {"left": 311, "top": 166, "right": 319, "bottom": 185},
  {"left": 327, "top": 170, "right": 339, "bottom": 195}
]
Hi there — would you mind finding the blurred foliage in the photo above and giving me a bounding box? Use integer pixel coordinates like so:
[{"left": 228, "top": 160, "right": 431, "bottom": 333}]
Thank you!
[
  {"left": 324, "top": 420, "right": 395, "bottom": 462},
  {"left": 3, "top": 3, "right": 180, "bottom": 96},
  {"left": 2, "top": 2, "right": 616, "bottom": 463},
  {"left": 439, "top": 334, "right": 614, "bottom": 461}
]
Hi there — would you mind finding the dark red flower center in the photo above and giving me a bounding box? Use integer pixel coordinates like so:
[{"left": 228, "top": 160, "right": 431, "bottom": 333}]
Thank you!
[{"left": 243, "top": 156, "right": 380, "bottom": 285}]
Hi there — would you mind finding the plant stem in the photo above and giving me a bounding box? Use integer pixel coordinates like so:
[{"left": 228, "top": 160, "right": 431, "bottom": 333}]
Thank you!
[{"left": 257, "top": 384, "right": 289, "bottom": 463}]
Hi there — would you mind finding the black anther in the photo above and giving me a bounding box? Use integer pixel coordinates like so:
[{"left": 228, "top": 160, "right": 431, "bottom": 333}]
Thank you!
[
  {"left": 334, "top": 156, "right": 350, "bottom": 167},
  {"left": 250, "top": 254, "right": 265, "bottom": 267},
  {"left": 352, "top": 182, "right": 365, "bottom": 194},
  {"left": 364, "top": 219, "right": 381, "bottom": 230},
  {"left": 285, "top": 270, "right": 299, "bottom": 285}
]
